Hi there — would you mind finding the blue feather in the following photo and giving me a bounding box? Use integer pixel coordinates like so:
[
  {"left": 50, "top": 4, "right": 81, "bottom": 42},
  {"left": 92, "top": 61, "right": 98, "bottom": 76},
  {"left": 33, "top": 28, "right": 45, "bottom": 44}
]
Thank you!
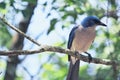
[
  {"left": 68, "top": 26, "right": 78, "bottom": 61},
  {"left": 67, "top": 26, "right": 78, "bottom": 49},
  {"left": 81, "top": 16, "right": 100, "bottom": 28}
]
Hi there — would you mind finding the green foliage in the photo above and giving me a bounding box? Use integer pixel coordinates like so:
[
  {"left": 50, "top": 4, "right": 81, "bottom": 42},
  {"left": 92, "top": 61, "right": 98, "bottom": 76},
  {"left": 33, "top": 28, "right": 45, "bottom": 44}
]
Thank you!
[
  {"left": 41, "top": 54, "right": 67, "bottom": 80},
  {"left": 22, "top": 0, "right": 36, "bottom": 4},
  {"left": 15, "top": 76, "right": 24, "bottom": 80},
  {"left": 80, "top": 65, "right": 94, "bottom": 80},
  {"left": 0, "top": 2, "right": 6, "bottom": 9},
  {"left": 94, "top": 17, "right": 120, "bottom": 80},
  {"left": 0, "top": 24, "right": 12, "bottom": 48},
  {"left": 0, "top": 1, "right": 7, "bottom": 14},
  {"left": 95, "top": 67, "right": 114, "bottom": 80},
  {"left": 47, "top": 18, "right": 58, "bottom": 34},
  {"left": 42, "top": 63, "right": 67, "bottom": 80},
  {"left": 0, "top": 59, "right": 6, "bottom": 80},
  {"left": 46, "top": 0, "right": 107, "bottom": 34}
]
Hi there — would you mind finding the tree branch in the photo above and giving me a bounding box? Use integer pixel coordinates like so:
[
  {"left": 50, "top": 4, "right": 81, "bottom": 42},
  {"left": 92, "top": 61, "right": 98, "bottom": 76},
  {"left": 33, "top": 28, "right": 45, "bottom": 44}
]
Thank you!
[
  {"left": 0, "top": 45, "right": 119, "bottom": 66},
  {"left": 104, "top": 10, "right": 118, "bottom": 19},
  {"left": 0, "top": 15, "right": 119, "bottom": 67},
  {"left": 0, "top": 16, "right": 41, "bottom": 46}
]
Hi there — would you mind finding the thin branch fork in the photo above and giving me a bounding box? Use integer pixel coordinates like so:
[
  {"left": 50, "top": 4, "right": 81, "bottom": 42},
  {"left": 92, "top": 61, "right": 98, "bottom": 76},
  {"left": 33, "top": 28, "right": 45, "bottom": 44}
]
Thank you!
[
  {"left": 0, "top": 16, "right": 41, "bottom": 46},
  {"left": 0, "top": 45, "right": 119, "bottom": 66},
  {"left": 0, "top": 16, "right": 119, "bottom": 67}
]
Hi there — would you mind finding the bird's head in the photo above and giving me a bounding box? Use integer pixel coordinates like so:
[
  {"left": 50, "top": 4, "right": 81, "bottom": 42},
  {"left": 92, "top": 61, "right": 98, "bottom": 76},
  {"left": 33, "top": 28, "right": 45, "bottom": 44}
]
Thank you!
[{"left": 81, "top": 16, "right": 106, "bottom": 28}]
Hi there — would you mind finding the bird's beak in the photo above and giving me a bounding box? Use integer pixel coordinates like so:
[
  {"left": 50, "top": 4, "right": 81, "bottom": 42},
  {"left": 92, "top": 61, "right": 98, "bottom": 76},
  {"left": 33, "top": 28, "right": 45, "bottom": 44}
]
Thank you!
[{"left": 99, "top": 22, "right": 107, "bottom": 26}]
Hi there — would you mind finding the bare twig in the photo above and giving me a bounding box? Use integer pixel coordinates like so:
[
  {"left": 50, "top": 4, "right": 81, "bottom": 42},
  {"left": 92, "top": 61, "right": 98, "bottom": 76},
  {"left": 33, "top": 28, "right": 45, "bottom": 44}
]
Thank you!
[
  {"left": 0, "top": 45, "right": 119, "bottom": 66},
  {"left": 0, "top": 15, "right": 119, "bottom": 68},
  {"left": 0, "top": 16, "right": 41, "bottom": 46}
]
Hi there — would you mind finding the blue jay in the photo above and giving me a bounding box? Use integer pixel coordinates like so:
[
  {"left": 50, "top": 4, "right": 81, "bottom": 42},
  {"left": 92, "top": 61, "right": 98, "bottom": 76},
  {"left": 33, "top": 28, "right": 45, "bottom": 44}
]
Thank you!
[{"left": 66, "top": 16, "right": 106, "bottom": 80}]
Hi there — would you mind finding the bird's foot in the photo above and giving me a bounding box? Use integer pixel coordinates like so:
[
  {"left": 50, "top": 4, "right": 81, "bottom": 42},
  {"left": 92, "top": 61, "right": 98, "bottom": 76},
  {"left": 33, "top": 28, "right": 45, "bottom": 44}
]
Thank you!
[
  {"left": 75, "top": 51, "right": 79, "bottom": 60},
  {"left": 84, "top": 52, "right": 92, "bottom": 63}
]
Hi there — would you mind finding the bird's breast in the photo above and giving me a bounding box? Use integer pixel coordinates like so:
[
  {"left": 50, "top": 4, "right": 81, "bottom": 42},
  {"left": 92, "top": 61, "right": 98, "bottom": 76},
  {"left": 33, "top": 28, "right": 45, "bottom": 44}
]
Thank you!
[{"left": 71, "top": 27, "right": 96, "bottom": 52}]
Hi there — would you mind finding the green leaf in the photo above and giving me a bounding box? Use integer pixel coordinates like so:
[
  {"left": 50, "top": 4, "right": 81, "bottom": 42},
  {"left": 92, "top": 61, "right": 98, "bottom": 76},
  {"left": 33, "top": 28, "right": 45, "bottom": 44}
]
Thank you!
[
  {"left": 52, "top": 0, "right": 56, "bottom": 4},
  {"left": 47, "top": 18, "right": 57, "bottom": 34},
  {"left": 0, "top": 2, "right": 6, "bottom": 9},
  {"left": 80, "top": 65, "right": 94, "bottom": 80},
  {"left": 0, "top": 2, "right": 7, "bottom": 14},
  {"left": 22, "top": 0, "right": 36, "bottom": 4},
  {"left": 43, "top": 2, "right": 47, "bottom": 6},
  {"left": 0, "top": 25, "right": 12, "bottom": 48}
]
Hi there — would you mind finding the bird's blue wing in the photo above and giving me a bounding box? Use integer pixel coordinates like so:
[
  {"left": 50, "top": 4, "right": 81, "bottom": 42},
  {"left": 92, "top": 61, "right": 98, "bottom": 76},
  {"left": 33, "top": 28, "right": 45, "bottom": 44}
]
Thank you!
[
  {"left": 68, "top": 26, "right": 78, "bottom": 61},
  {"left": 67, "top": 26, "right": 78, "bottom": 49}
]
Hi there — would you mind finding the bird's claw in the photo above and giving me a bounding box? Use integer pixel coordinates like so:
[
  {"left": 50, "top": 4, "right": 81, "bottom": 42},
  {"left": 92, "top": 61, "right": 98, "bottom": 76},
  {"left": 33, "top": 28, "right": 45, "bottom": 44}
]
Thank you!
[
  {"left": 85, "top": 52, "right": 92, "bottom": 63},
  {"left": 75, "top": 51, "right": 79, "bottom": 58}
]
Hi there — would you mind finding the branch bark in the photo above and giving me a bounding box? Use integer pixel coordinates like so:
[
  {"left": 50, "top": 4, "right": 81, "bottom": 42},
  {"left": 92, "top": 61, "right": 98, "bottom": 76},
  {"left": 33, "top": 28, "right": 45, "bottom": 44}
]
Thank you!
[
  {"left": 0, "top": 12, "right": 119, "bottom": 74},
  {"left": 0, "top": 45, "right": 119, "bottom": 66}
]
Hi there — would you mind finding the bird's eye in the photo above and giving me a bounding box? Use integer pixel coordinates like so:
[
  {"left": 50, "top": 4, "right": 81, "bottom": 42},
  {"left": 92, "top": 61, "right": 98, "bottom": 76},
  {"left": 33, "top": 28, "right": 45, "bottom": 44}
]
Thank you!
[{"left": 94, "top": 20, "right": 100, "bottom": 24}]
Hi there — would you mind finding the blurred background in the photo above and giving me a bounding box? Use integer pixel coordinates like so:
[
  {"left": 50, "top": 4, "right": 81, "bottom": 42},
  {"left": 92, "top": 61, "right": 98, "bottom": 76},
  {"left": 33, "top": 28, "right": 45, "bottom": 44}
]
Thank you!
[{"left": 0, "top": 0, "right": 120, "bottom": 80}]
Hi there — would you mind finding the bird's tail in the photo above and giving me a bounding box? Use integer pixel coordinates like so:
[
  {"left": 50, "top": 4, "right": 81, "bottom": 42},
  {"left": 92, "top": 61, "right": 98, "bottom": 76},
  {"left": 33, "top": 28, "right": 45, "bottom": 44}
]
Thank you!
[{"left": 66, "top": 59, "right": 80, "bottom": 80}]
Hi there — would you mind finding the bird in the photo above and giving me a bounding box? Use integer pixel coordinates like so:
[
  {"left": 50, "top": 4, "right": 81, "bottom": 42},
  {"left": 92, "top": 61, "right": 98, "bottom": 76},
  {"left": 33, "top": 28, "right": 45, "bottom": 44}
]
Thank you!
[{"left": 66, "top": 16, "right": 106, "bottom": 80}]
